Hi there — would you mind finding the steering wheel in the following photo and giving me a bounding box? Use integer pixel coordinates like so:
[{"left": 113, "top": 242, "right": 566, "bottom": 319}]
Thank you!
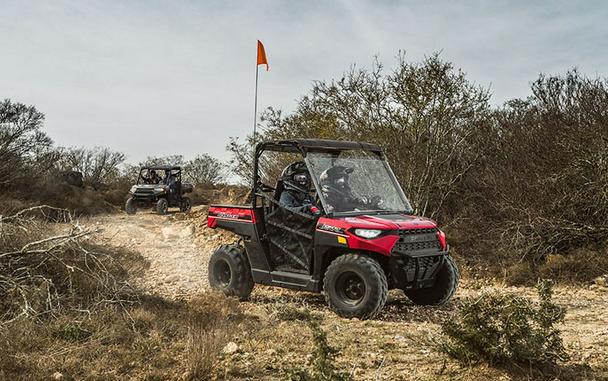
[{"left": 257, "top": 182, "right": 275, "bottom": 192}]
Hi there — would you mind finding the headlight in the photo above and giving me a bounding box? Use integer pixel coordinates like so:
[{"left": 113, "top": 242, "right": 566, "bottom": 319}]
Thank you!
[
  {"left": 353, "top": 229, "right": 382, "bottom": 239},
  {"left": 154, "top": 187, "right": 166, "bottom": 193},
  {"left": 130, "top": 186, "right": 137, "bottom": 193}
]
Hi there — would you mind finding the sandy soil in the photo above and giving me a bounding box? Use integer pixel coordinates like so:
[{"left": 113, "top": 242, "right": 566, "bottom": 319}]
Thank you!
[
  {"left": 85, "top": 206, "right": 608, "bottom": 380},
  {"left": 86, "top": 206, "right": 217, "bottom": 298}
]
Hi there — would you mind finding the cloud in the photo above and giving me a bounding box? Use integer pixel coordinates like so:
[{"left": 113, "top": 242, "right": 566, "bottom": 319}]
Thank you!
[{"left": 1, "top": 0, "right": 606, "bottom": 163}]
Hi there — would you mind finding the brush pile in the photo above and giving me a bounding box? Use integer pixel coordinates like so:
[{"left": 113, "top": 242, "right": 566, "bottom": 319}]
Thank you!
[{"left": 0, "top": 205, "right": 138, "bottom": 323}]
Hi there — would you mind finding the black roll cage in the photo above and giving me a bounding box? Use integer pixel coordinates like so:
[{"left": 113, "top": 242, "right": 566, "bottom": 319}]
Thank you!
[
  {"left": 138, "top": 165, "right": 182, "bottom": 185},
  {"left": 252, "top": 139, "right": 410, "bottom": 217}
]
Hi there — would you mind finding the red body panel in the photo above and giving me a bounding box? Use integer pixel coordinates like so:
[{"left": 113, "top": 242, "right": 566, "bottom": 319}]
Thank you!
[
  {"left": 208, "top": 206, "right": 255, "bottom": 228},
  {"left": 316, "top": 214, "right": 439, "bottom": 256}
]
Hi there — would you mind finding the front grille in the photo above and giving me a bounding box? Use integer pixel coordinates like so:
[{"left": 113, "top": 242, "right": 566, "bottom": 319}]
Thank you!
[
  {"left": 399, "top": 228, "right": 437, "bottom": 236},
  {"left": 395, "top": 240, "right": 440, "bottom": 253},
  {"left": 392, "top": 227, "right": 441, "bottom": 256},
  {"left": 404, "top": 255, "right": 440, "bottom": 271}
]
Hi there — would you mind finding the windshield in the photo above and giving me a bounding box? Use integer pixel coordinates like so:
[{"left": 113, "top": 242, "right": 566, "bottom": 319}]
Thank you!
[{"left": 306, "top": 150, "right": 413, "bottom": 215}]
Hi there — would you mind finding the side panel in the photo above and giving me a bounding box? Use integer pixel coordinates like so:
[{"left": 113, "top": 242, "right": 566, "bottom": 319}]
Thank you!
[{"left": 208, "top": 205, "right": 272, "bottom": 273}]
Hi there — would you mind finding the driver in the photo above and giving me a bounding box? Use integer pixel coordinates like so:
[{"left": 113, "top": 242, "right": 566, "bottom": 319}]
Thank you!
[
  {"left": 149, "top": 170, "right": 161, "bottom": 184},
  {"left": 319, "top": 165, "right": 374, "bottom": 212},
  {"left": 279, "top": 161, "right": 317, "bottom": 214}
]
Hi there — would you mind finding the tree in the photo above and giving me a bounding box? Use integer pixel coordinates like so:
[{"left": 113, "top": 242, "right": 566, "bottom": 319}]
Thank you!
[
  {"left": 472, "top": 70, "right": 608, "bottom": 259},
  {"left": 0, "top": 99, "right": 55, "bottom": 188},
  {"left": 56, "top": 147, "right": 126, "bottom": 188},
  {"left": 139, "top": 155, "right": 185, "bottom": 168},
  {"left": 184, "top": 154, "right": 225, "bottom": 186},
  {"left": 228, "top": 53, "right": 491, "bottom": 217}
]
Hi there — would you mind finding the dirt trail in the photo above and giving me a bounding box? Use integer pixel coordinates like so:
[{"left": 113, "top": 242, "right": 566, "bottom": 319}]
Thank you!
[
  {"left": 87, "top": 206, "right": 218, "bottom": 298},
  {"left": 85, "top": 207, "right": 608, "bottom": 378}
]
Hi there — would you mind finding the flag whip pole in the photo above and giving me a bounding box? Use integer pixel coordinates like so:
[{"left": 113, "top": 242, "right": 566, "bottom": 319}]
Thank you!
[{"left": 252, "top": 62, "right": 259, "bottom": 148}]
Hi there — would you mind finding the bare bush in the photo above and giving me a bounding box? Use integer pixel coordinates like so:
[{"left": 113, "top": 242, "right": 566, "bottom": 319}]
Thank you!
[
  {"left": 0, "top": 206, "right": 138, "bottom": 322},
  {"left": 56, "top": 146, "right": 126, "bottom": 189},
  {"left": 466, "top": 70, "right": 608, "bottom": 262}
]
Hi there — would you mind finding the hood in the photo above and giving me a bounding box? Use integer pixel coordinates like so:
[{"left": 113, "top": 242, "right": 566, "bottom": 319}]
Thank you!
[{"left": 340, "top": 214, "right": 437, "bottom": 230}]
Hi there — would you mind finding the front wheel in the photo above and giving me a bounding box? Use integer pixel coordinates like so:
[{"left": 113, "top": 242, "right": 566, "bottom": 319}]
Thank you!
[
  {"left": 404, "top": 255, "right": 459, "bottom": 305},
  {"left": 208, "top": 245, "right": 254, "bottom": 300},
  {"left": 125, "top": 198, "right": 136, "bottom": 215},
  {"left": 156, "top": 198, "right": 168, "bottom": 215},
  {"left": 323, "top": 254, "right": 388, "bottom": 320},
  {"left": 180, "top": 197, "right": 192, "bottom": 213}
]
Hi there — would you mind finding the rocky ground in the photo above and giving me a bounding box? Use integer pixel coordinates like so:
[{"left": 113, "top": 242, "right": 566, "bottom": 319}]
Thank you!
[{"left": 85, "top": 206, "right": 608, "bottom": 380}]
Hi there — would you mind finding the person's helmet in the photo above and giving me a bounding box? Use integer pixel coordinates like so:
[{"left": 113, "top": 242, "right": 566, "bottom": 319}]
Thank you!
[
  {"left": 281, "top": 161, "right": 311, "bottom": 193},
  {"left": 319, "top": 165, "right": 354, "bottom": 196}
]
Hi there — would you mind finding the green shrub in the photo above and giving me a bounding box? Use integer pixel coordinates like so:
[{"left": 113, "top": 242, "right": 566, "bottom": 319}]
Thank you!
[
  {"left": 440, "top": 280, "right": 568, "bottom": 365},
  {"left": 273, "top": 305, "right": 348, "bottom": 381},
  {"left": 289, "top": 318, "right": 348, "bottom": 381}
]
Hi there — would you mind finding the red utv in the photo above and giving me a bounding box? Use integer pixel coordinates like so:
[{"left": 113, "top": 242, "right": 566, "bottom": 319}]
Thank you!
[{"left": 207, "top": 139, "right": 458, "bottom": 319}]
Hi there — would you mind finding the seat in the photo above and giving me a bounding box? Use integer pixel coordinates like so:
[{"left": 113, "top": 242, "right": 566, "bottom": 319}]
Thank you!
[{"left": 273, "top": 180, "right": 285, "bottom": 202}]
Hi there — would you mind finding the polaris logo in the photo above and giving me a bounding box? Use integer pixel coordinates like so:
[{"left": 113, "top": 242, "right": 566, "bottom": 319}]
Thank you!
[
  {"left": 317, "top": 223, "right": 345, "bottom": 234},
  {"left": 217, "top": 212, "right": 241, "bottom": 219}
]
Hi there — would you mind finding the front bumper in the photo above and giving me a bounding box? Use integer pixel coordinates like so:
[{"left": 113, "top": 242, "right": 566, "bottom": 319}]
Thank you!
[
  {"left": 130, "top": 188, "right": 166, "bottom": 200},
  {"left": 388, "top": 249, "right": 448, "bottom": 290}
]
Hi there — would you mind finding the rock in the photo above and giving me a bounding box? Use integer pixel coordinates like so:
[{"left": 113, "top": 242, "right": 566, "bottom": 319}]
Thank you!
[
  {"left": 393, "top": 335, "right": 405, "bottom": 341},
  {"left": 51, "top": 372, "right": 64, "bottom": 380},
  {"left": 165, "top": 274, "right": 181, "bottom": 283},
  {"left": 223, "top": 341, "right": 239, "bottom": 355},
  {"left": 593, "top": 275, "right": 608, "bottom": 287}
]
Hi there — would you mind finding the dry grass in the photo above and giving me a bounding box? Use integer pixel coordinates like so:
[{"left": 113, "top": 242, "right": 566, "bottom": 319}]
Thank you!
[
  {"left": 501, "top": 248, "right": 608, "bottom": 286},
  {"left": 0, "top": 206, "right": 242, "bottom": 381},
  {"left": 185, "top": 294, "right": 242, "bottom": 380},
  {"left": 211, "top": 285, "right": 607, "bottom": 381},
  {"left": 0, "top": 292, "right": 243, "bottom": 380}
]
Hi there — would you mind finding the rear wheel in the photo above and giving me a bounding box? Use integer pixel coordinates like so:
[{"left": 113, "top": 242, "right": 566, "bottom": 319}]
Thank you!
[
  {"left": 208, "top": 244, "right": 254, "bottom": 300},
  {"left": 156, "top": 198, "right": 168, "bottom": 215},
  {"left": 323, "top": 254, "right": 388, "bottom": 320},
  {"left": 125, "top": 198, "right": 136, "bottom": 215},
  {"left": 180, "top": 197, "right": 192, "bottom": 213},
  {"left": 404, "top": 255, "right": 459, "bottom": 305}
]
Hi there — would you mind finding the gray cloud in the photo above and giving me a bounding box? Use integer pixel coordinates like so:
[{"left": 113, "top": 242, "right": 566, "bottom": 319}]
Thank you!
[{"left": 1, "top": 0, "right": 606, "bottom": 163}]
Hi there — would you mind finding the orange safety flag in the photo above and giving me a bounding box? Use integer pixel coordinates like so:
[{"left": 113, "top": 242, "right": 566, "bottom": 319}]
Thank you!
[{"left": 257, "top": 40, "right": 269, "bottom": 71}]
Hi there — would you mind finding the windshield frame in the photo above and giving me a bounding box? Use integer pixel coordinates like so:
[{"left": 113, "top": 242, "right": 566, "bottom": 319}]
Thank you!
[{"left": 304, "top": 149, "right": 413, "bottom": 217}]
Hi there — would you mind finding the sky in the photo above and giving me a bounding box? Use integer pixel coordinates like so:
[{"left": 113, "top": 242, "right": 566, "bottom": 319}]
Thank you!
[{"left": 2, "top": 0, "right": 607, "bottom": 164}]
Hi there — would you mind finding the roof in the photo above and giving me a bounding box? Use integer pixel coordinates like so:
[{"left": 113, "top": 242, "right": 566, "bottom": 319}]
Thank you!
[
  {"left": 256, "top": 139, "right": 383, "bottom": 154},
  {"left": 140, "top": 165, "right": 181, "bottom": 170}
]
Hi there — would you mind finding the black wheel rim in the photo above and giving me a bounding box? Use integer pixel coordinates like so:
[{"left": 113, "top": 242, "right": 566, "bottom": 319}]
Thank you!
[
  {"left": 214, "top": 260, "right": 231, "bottom": 287},
  {"left": 335, "top": 271, "right": 366, "bottom": 306}
]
